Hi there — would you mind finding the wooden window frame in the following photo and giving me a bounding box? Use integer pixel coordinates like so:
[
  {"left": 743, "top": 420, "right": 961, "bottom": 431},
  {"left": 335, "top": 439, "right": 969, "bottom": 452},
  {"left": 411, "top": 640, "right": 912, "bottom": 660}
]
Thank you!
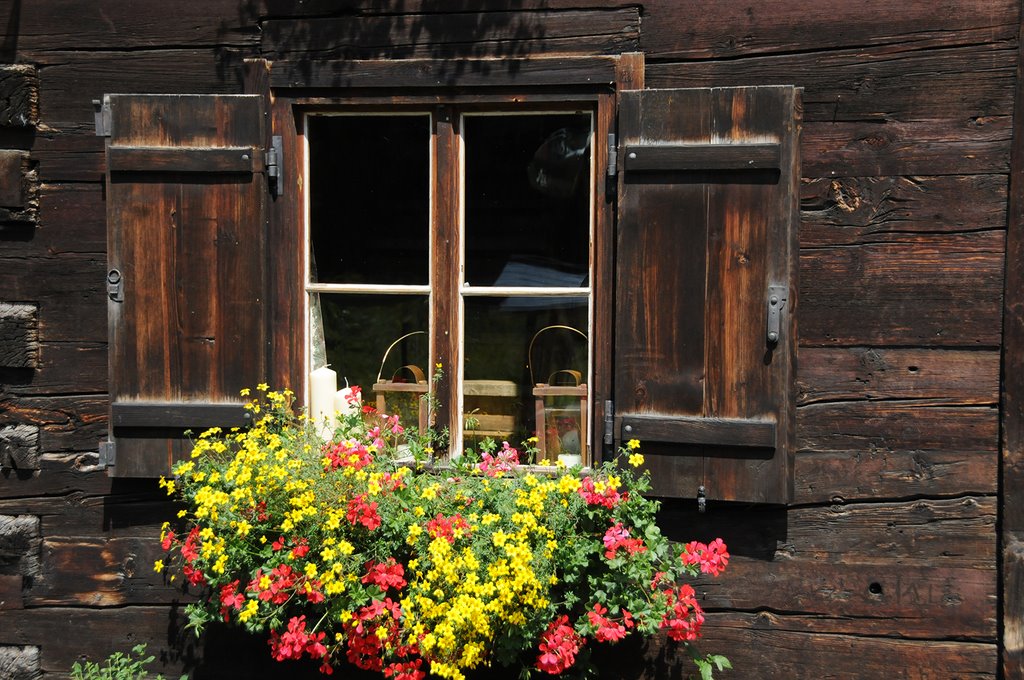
[{"left": 266, "top": 89, "right": 617, "bottom": 461}]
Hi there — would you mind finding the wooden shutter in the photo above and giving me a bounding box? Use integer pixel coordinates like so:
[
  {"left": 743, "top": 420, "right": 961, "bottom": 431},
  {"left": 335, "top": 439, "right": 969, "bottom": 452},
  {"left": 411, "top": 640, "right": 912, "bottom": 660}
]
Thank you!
[
  {"left": 614, "top": 86, "right": 800, "bottom": 504},
  {"left": 103, "top": 94, "right": 268, "bottom": 477}
]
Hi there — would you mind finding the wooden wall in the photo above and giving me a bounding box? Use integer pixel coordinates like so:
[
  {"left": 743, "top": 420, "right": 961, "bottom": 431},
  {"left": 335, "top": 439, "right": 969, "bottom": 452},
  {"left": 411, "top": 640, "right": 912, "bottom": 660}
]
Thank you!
[{"left": 0, "top": 1, "right": 1014, "bottom": 677}]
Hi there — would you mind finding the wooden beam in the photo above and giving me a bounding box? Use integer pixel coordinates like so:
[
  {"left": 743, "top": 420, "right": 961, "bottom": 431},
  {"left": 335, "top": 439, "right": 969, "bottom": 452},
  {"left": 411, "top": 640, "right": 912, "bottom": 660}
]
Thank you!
[
  {"left": 622, "top": 142, "right": 781, "bottom": 171},
  {"left": 110, "top": 402, "right": 250, "bottom": 429},
  {"left": 106, "top": 146, "right": 260, "bottom": 174},
  {"left": 620, "top": 414, "right": 776, "bottom": 449},
  {"left": 1001, "top": 10, "right": 1024, "bottom": 677}
]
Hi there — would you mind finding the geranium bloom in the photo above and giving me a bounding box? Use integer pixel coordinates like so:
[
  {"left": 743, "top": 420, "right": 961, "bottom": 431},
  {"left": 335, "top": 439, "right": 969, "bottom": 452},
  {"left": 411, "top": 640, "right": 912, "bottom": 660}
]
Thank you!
[
  {"left": 425, "top": 513, "right": 471, "bottom": 543},
  {"left": 477, "top": 441, "right": 519, "bottom": 476},
  {"left": 346, "top": 494, "right": 382, "bottom": 531},
  {"left": 535, "top": 615, "right": 584, "bottom": 674},
  {"left": 577, "top": 476, "right": 625, "bottom": 509},
  {"left": 268, "top": 615, "right": 328, "bottom": 663},
  {"left": 361, "top": 558, "right": 407, "bottom": 592},
  {"left": 602, "top": 521, "right": 647, "bottom": 560},
  {"left": 587, "top": 603, "right": 633, "bottom": 643},
  {"left": 659, "top": 584, "right": 705, "bottom": 642},
  {"left": 218, "top": 580, "right": 245, "bottom": 621},
  {"left": 681, "top": 538, "right": 730, "bottom": 577}
]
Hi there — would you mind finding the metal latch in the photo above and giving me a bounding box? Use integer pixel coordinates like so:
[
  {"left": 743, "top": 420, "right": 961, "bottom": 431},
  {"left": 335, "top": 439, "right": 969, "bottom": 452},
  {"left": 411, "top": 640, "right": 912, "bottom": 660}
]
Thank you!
[
  {"left": 106, "top": 269, "right": 124, "bottom": 303},
  {"left": 766, "top": 285, "right": 788, "bottom": 345},
  {"left": 266, "top": 135, "right": 283, "bottom": 197},
  {"left": 697, "top": 485, "right": 707, "bottom": 514}
]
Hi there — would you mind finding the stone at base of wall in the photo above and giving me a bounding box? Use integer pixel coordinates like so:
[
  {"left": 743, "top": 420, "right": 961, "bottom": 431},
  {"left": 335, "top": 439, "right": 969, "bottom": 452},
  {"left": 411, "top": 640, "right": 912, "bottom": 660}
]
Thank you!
[{"left": 0, "top": 645, "right": 40, "bottom": 680}]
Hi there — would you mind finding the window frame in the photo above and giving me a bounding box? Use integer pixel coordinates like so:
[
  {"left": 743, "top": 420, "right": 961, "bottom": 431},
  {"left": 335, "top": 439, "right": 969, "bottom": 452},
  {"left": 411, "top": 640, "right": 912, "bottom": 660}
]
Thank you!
[{"left": 272, "top": 90, "right": 617, "bottom": 462}]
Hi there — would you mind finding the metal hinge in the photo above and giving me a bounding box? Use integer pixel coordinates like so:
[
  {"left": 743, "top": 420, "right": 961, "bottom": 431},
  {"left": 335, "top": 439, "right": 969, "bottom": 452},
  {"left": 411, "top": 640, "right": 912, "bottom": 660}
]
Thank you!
[
  {"left": 605, "top": 133, "right": 617, "bottom": 202},
  {"left": 98, "top": 439, "right": 116, "bottom": 467},
  {"left": 603, "top": 399, "right": 614, "bottom": 447},
  {"left": 93, "top": 96, "right": 111, "bottom": 137},
  {"left": 697, "top": 485, "right": 707, "bottom": 513},
  {"left": 266, "top": 135, "right": 283, "bottom": 197},
  {"left": 606, "top": 133, "right": 617, "bottom": 179},
  {"left": 767, "top": 285, "right": 789, "bottom": 345}
]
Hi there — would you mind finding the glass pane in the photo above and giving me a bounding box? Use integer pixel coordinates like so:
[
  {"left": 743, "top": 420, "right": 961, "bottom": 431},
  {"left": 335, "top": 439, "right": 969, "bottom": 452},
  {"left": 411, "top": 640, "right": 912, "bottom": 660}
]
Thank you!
[
  {"left": 464, "top": 114, "right": 591, "bottom": 288},
  {"left": 309, "top": 115, "right": 430, "bottom": 285},
  {"left": 462, "top": 296, "right": 588, "bottom": 462},
  {"left": 317, "top": 293, "right": 429, "bottom": 428}
]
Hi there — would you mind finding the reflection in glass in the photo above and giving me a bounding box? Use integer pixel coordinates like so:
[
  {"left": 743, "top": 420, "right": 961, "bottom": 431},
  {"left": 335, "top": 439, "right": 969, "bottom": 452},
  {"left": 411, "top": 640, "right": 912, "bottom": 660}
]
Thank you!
[
  {"left": 308, "top": 115, "right": 430, "bottom": 285},
  {"left": 316, "top": 293, "right": 429, "bottom": 429},
  {"left": 464, "top": 114, "right": 591, "bottom": 287},
  {"left": 462, "top": 296, "right": 588, "bottom": 461}
]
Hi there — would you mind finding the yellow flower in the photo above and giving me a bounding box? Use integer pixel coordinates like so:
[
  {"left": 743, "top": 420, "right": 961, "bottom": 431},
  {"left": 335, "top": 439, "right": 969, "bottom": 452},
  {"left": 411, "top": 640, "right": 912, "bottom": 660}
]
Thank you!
[
  {"left": 629, "top": 452, "right": 645, "bottom": 467},
  {"left": 153, "top": 559, "right": 164, "bottom": 573},
  {"left": 627, "top": 438, "right": 641, "bottom": 450}
]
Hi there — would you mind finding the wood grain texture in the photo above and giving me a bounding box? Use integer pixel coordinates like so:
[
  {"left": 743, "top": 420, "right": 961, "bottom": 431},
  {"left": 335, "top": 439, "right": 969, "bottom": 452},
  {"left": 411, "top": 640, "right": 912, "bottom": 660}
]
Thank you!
[
  {"left": 0, "top": 64, "right": 38, "bottom": 127},
  {"left": 15, "top": 0, "right": 258, "bottom": 52},
  {"left": 271, "top": 56, "right": 618, "bottom": 89},
  {"left": 263, "top": 9, "right": 639, "bottom": 60},
  {"left": 799, "top": 231, "right": 1005, "bottom": 347},
  {"left": 640, "top": 0, "right": 1019, "bottom": 59},
  {"left": 797, "top": 348, "right": 1000, "bottom": 406},
  {"left": 1001, "top": 13, "right": 1024, "bottom": 677},
  {"left": 801, "top": 175, "right": 1008, "bottom": 247}
]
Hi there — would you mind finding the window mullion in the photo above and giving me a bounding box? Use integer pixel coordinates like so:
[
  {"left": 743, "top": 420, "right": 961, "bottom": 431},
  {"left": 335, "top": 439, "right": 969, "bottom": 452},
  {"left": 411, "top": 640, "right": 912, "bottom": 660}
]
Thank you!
[{"left": 430, "top": 106, "right": 461, "bottom": 452}]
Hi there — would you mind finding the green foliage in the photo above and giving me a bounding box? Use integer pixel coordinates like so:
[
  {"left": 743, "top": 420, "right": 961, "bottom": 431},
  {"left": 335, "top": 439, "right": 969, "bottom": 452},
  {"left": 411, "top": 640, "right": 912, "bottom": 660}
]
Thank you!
[
  {"left": 156, "top": 386, "right": 730, "bottom": 679},
  {"left": 69, "top": 644, "right": 186, "bottom": 680}
]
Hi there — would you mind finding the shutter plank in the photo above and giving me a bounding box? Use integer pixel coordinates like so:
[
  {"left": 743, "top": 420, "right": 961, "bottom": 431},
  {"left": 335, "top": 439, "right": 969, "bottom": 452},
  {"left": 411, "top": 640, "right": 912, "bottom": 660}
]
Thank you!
[
  {"left": 105, "top": 94, "right": 267, "bottom": 477},
  {"left": 616, "top": 86, "right": 799, "bottom": 503},
  {"left": 107, "top": 146, "right": 259, "bottom": 173},
  {"left": 622, "top": 142, "right": 781, "bottom": 171}
]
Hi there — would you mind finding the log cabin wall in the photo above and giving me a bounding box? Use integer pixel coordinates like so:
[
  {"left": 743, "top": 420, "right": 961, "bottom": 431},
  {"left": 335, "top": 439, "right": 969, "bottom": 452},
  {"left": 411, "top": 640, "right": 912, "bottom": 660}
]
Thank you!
[{"left": 0, "top": 1, "right": 1015, "bottom": 677}]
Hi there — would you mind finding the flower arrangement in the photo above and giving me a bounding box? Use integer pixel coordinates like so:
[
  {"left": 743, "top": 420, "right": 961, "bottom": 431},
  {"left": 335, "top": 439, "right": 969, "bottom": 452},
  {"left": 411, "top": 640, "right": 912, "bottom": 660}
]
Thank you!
[{"left": 157, "top": 385, "right": 730, "bottom": 679}]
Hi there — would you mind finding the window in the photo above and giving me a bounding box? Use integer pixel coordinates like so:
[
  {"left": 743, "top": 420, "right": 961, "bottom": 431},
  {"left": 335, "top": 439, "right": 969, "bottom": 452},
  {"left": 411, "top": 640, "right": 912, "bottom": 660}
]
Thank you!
[
  {"left": 305, "top": 107, "right": 596, "bottom": 461},
  {"left": 99, "top": 65, "right": 800, "bottom": 504}
]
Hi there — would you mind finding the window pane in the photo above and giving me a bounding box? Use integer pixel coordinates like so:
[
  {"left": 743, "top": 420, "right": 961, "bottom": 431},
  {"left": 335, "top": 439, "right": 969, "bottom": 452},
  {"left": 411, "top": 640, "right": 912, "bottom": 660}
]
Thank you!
[
  {"left": 464, "top": 114, "right": 591, "bottom": 288},
  {"left": 462, "top": 296, "right": 588, "bottom": 460},
  {"left": 317, "top": 294, "right": 429, "bottom": 427},
  {"left": 309, "top": 115, "right": 430, "bottom": 285}
]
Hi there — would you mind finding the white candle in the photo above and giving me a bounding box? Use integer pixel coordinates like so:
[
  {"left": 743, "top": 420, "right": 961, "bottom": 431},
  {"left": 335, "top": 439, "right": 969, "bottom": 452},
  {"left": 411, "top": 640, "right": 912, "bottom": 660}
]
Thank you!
[
  {"left": 309, "top": 366, "right": 337, "bottom": 437},
  {"left": 334, "top": 386, "right": 360, "bottom": 419},
  {"left": 558, "top": 454, "right": 582, "bottom": 467}
]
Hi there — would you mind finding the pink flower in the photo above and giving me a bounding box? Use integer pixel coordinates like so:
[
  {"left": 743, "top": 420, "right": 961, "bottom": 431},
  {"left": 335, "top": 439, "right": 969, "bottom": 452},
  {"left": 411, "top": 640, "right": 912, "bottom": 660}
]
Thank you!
[
  {"left": 587, "top": 604, "right": 633, "bottom": 643},
  {"left": 602, "top": 521, "right": 647, "bottom": 560}
]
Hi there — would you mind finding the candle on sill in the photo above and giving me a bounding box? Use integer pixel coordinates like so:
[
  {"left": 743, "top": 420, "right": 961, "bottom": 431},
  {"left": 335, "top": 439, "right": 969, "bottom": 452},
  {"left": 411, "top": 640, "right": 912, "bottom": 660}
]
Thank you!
[
  {"left": 309, "top": 366, "right": 337, "bottom": 438},
  {"left": 558, "top": 453, "right": 582, "bottom": 468}
]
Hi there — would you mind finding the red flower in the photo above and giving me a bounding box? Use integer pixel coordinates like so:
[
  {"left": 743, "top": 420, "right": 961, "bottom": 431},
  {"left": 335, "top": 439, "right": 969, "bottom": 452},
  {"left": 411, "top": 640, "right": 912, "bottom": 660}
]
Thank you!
[
  {"left": 425, "top": 513, "right": 471, "bottom": 544},
  {"left": 681, "top": 538, "right": 730, "bottom": 577},
  {"left": 535, "top": 615, "right": 584, "bottom": 675},
  {"left": 268, "top": 615, "right": 328, "bottom": 663},
  {"left": 659, "top": 584, "right": 705, "bottom": 642},
  {"left": 587, "top": 604, "right": 633, "bottom": 643},
  {"left": 324, "top": 440, "right": 374, "bottom": 471},
  {"left": 602, "top": 522, "right": 647, "bottom": 560},
  {"left": 180, "top": 526, "right": 201, "bottom": 563},
  {"left": 361, "top": 558, "right": 407, "bottom": 592},
  {"left": 271, "top": 536, "right": 286, "bottom": 552},
  {"left": 160, "top": 530, "right": 175, "bottom": 552},
  {"left": 346, "top": 494, "right": 382, "bottom": 531},
  {"left": 577, "top": 476, "right": 626, "bottom": 509},
  {"left": 218, "top": 580, "right": 245, "bottom": 622}
]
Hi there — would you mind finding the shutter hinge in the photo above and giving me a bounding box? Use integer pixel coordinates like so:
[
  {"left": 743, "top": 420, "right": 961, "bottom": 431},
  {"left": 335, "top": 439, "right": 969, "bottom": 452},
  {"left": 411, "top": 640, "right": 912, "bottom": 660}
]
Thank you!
[
  {"left": 603, "top": 399, "right": 614, "bottom": 447},
  {"left": 605, "top": 133, "right": 617, "bottom": 202},
  {"left": 93, "top": 96, "right": 111, "bottom": 137},
  {"left": 767, "top": 285, "right": 789, "bottom": 345},
  {"left": 98, "top": 439, "right": 116, "bottom": 468},
  {"left": 106, "top": 269, "right": 124, "bottom": 302},
  {"left": 697, "top": 485, "right": 707, "bottom": 513},
  {"left": 266, "top": 135, "right": 283, "bottom": 197}
]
